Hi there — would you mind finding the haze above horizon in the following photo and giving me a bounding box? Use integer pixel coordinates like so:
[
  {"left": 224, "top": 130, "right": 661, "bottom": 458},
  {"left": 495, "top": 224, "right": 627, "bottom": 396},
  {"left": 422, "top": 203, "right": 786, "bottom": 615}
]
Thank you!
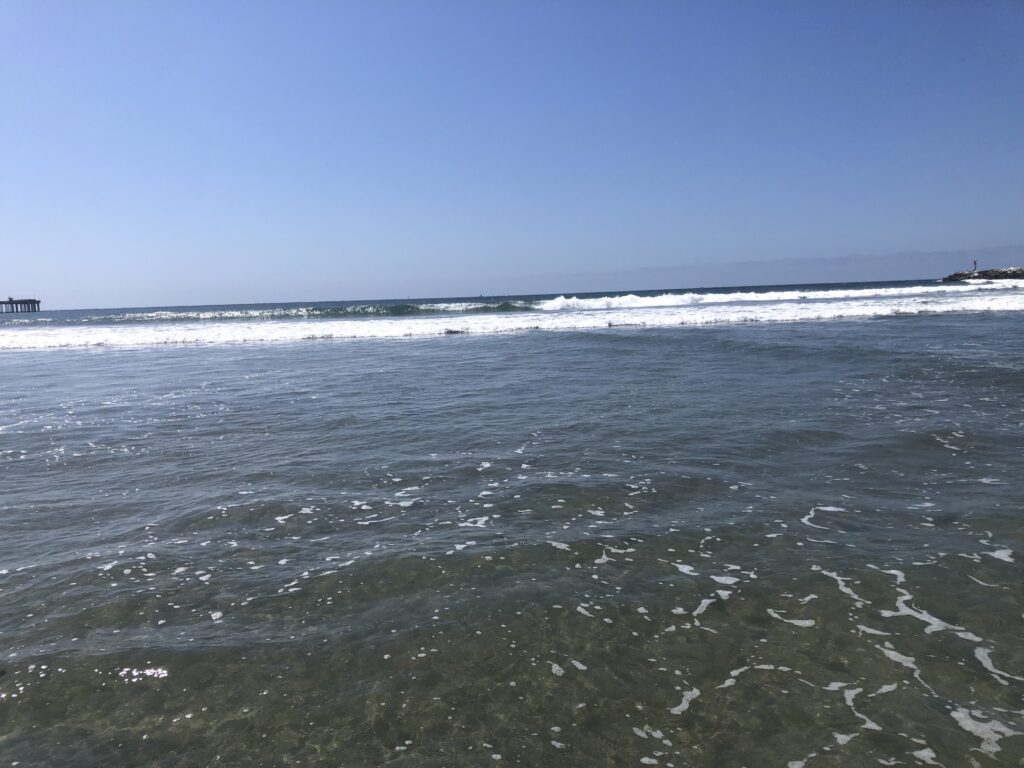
[{"left": 2, "top": 1, "right": 1023, "bottom": 310}]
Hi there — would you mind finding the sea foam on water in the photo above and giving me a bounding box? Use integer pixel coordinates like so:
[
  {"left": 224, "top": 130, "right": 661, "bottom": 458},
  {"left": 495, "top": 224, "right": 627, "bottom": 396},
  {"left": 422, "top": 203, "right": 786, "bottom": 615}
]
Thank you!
[{"left": 1, "top": 279, "right": 1023, "bottom": 350}]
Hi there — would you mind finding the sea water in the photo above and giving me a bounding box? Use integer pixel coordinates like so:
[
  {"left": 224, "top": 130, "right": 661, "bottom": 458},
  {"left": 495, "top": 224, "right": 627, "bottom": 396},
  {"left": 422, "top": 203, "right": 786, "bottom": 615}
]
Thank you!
[{"left": 1, "top": 280, "right": 1022, "bottom": 766}]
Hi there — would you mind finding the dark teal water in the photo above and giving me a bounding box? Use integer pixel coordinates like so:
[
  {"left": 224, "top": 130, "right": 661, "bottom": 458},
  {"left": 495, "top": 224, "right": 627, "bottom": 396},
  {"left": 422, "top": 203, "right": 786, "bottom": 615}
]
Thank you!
[{"left": 1, "top": 311, "right": 1022, "bottom": 766}]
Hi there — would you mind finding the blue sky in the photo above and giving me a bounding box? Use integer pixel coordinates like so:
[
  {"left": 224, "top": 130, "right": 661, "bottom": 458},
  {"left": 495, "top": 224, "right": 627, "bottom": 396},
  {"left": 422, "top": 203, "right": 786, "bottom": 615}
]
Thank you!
[{"left": 2, "top": 1, "right": 1022, "bottom": 308}]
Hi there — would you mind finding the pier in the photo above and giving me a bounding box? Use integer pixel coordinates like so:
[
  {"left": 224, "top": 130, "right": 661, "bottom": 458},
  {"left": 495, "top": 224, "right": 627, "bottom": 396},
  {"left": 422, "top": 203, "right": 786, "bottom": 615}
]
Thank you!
[{"left": 2, "top": 297, "right": 41, "bottom": 313}]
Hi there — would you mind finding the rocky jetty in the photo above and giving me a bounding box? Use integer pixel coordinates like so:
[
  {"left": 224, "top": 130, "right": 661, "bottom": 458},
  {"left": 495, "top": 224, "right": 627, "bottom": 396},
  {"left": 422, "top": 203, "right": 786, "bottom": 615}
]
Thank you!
[{"left": 942, "top": 266, "right": 1024, "bottom": 282}]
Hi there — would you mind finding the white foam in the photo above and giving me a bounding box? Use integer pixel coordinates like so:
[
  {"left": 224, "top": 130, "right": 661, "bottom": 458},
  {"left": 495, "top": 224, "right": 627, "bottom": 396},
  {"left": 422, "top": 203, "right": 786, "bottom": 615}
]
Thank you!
[
  {"left": 868, "top": 567, "right": 906, "bottom": 585},
  {"left": 869, "top": 683, "right": 898, "bottom": 697},
  {"left": 767, "top": 609, "right": 816, "bottom": 628},
  {"left": 800, "top": 507, "right": 831, "bottom": 530},
  {"left": 875, "top": 644, "right": 919, "bottom": 672},
  {"left": 812, "top": 566, "right": 868, "bottom": 606},
  {"left": 594, "top": 549, "right": 614, "bottom": 565},
  {"left": 536, "top": 280, "right": 1024, "bottom": 312},
  {"left": 6, "top": 281, "right": 1024, "bottom": 349},
  {"left": 951, "top": 708, "right": 1021, "bottom": 754},
  {"left": 974, "top": 648, "right": 1024, "bottom": 686},
  {"left": 874, "top": 642, "right": 936, "bottom": 693},
  {"left": 967, "top": 575, "right": 1001, "bottom": 588},
  {"left": 842, "top": 688, "right": 882, "bottom": 731},
  {"left": 984, "top": 548, "right": 1015, "bottom": 563},
  {"left": 716, "top": 666, "right": 750, "bottom": 689},
  {"left": 879, "top": 587, "right": 971, "bottom": 635},
  {"left": 692, "top": 598, "right": 716, "bottom": 617},
  {"left": 669, "top": 688, "right": 700, "bottom": 715}
]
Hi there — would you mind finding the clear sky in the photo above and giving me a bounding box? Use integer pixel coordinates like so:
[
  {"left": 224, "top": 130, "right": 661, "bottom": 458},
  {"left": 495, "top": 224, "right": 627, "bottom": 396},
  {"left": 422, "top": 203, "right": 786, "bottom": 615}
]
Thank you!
[{"left": 2, "top": 1, "right": 1022, "bottom": 308}]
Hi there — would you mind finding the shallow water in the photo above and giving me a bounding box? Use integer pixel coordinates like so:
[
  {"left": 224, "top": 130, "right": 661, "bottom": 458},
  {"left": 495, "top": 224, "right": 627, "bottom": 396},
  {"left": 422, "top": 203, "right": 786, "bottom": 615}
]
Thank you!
[{"left": 1, "top": 312, "right": 1022, "bottom": 766}]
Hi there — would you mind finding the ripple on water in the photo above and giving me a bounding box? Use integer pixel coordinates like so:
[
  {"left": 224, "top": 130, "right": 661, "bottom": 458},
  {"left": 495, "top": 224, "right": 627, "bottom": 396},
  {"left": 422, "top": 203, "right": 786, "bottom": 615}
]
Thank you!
[{"left": 2, "top": 319, "right": 1023, "bottom": 765}]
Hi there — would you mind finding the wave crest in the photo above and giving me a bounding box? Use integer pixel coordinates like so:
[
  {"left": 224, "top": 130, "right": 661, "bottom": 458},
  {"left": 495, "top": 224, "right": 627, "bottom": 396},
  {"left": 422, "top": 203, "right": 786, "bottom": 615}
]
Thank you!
[{"left": 4, "top": 287, "right": 1023, "bottom": 350}]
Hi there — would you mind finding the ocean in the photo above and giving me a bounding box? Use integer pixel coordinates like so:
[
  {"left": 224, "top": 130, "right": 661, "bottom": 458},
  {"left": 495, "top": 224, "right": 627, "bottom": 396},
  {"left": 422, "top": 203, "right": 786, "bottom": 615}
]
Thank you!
[{"left": 1, "top": 279, "right": 1022, "bottom": 766}]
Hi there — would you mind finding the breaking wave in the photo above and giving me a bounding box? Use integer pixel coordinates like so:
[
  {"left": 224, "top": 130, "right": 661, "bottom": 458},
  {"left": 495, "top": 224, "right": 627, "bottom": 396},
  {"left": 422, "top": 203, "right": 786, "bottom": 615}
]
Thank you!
[
  {"left": 3, "top": 279, "right": 1023, "bottom": 350},
  {"left": 536, "top": 279, "right": 1024, "bottom": 311}
]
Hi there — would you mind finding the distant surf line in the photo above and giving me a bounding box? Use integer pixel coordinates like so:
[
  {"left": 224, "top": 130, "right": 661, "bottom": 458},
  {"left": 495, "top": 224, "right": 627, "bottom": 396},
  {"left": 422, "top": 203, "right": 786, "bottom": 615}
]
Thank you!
[{"left": 2, "top": 280, "right": 1023, "bottom": 350}]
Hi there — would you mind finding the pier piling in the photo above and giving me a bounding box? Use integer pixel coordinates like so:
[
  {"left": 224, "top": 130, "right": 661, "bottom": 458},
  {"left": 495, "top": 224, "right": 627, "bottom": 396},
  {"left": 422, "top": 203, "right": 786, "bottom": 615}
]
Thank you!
[{"left": 2, "top": 297, "right": 41, "bottom": 313}]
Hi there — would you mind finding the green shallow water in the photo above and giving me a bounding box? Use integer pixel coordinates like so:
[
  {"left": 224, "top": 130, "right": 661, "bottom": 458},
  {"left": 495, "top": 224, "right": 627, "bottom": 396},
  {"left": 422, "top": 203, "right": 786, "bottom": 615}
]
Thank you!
[{"left": 1, "top": 316, "right": 1022, "bottom": 766}]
